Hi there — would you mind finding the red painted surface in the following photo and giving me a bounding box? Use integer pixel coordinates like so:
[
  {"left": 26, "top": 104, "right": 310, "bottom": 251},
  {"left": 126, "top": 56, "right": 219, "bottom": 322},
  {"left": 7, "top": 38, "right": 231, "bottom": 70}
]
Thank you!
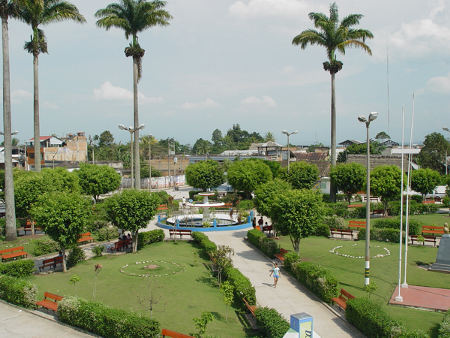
[{"left": 390, "top": 285, "right": 450, "bottom": 311}]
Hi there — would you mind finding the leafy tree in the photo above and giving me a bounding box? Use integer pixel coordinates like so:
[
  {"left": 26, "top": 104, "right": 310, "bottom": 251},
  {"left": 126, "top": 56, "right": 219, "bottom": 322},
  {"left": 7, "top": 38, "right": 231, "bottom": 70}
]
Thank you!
[
  {"left": 279, "top": 161, "right": 319, "bottom": 189},
  {"left": 140, "top": 164, "right": 161, "bottom": 178},
  {"left": 292, "top": 2, "right": 373, "bottom": 201},
  {"left": 209, "top": 245, "right": 234, "bottom": 286},
  {"left": 76, "top": 164, "right": 121, "bottom": 201},
  {"left": 262, "top": 160, "right": 281, "bottom": 178},
  {"left": 264, "top": 132, "right": 275, "bottom": 142},
  {"left": 417, "top": 132, "right": 449, "bottom": 174},
  {"left": 271, "top": 189, "right": 323, "bottom": 253},
  {"left": 193, "top": 312, "right": 214, "bottom": 338},
  {"left": 375, "top": 131, "right": 390, "bottom": 140},
  {"left": 105, "top": 189, "right": 160, "bottom": 252},
  {"left": 30, "top": 192, "right": 91, "bottom": 272},
  {"left": 330, "top": 163, "right": 366, "bottom": 203},
  {"left": 411, "top": 168, "right": 441, "bottom": 199},
  {"left": 96, "top": 0, "right": 172, "bottom": 188},
  {"left": 98, "top": 130, "right": 114, "bottom": 147},
  {"left": 227, "top": 159, "right": 272, "bottom": 197},
  {"left": 17, "top": 0, "right": 86, "bottom": 172},
  {"left": 42, "top": 168, "right": 80, "bottom": 193},
  {"left": 185, "top": 160, "right": 224, "bottom": 191},
  {"left": 370, "top": 165, "right": 403, "bottom": 215},
  {"left": 254, "top": 179, "right": 291, "bottom": 218},
  {"left": 338, "top": 142, "right": 384, "bottom": 162},
  {"left": 192, "top": 138, "right": 212, "bottom": 155},
  {"left": 220, "top": 281, "right": 234, "bottom": 321}
]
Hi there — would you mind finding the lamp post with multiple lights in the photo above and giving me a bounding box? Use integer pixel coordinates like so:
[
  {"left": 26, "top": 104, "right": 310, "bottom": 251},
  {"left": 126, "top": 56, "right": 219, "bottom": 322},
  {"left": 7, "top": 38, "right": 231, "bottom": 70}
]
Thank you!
[
  {"left": 282, "top": 130, "right": 298, "bottom": 172},
  {"left": 119, "top": 124, "right": 144, "bottom": 189},
  {"left": 358, "top": 112, "right": 378, "bottom": 286}
]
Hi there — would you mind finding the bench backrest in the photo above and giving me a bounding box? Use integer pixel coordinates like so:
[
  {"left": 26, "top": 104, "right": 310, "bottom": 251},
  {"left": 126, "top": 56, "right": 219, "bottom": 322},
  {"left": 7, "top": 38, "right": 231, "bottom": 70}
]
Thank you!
[
  {"left": 0, "top": 246, "right": 25, "bottom": 255},
  {"left": 44, "top": 292, "right": 63, "bottom": 302},
  {"left": 422, "top": 226, "right": 444, "bottom": 233},
  {"left": 340, "top": 289, "right": 355, "bottom": 300},
  {"left": 279, "top": 248, "right": 288, "bottom": 255},
  {"left": 79, "top": 232, "right": 91, "bottom": 237},
  {"left": 161, "top": 328, "right": 194, "bottom": 338},
  {"left": 349, "top": 220, "right": 366, "bottom": 227}
]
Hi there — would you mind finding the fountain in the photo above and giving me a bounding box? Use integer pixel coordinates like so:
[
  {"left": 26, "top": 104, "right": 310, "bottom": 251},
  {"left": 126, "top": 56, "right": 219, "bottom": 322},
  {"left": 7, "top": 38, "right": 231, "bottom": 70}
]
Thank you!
[{"left": 166, "top": 192, "right": 239, "bottom": 228}]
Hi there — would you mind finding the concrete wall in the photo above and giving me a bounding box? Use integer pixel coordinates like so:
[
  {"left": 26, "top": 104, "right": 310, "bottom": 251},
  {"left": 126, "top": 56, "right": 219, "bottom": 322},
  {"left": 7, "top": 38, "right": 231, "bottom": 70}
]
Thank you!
[{"left": 347, "top": 154, "right": 405, "bottom": 171}]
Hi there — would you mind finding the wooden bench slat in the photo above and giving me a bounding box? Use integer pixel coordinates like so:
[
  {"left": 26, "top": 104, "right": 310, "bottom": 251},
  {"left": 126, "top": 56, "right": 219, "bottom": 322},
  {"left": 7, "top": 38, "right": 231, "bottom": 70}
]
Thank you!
[
  {"left": 332, "top": 288, "right": 355, "bottom": 310},
  {"left": 36, "top": 292, "right": 63, "bottom": 312},
  {"left": 161, "top": 328, "right": 194, "bottom": 338},
  {"left": 243, "top": 298, "right": 257, "bottom": 317},
  {"left": 348, "top": 221, "right": 366, "bottom": 228}
]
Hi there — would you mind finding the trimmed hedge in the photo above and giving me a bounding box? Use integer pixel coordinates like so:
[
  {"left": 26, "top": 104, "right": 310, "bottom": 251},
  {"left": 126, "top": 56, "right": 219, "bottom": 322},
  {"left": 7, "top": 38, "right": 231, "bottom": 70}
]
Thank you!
[
  {"left": 67, "top": 246, "right": 86, "bottom": 269},
  {"left": 58, "top": 296, "right": 160, "bottom": 338},
  {"left": 0, "top": 259, "right": 35, "bottom": 277},
  {"left": 223, "top": 265, "right": 256, "bottom": 306},
  {"left": 0, "top": 275, "right": 37, "bottom": 308},
  {"left": 290, "top": 261, "right": 338, "bottom": 303},
  {"left": 358, "top": 228, "right": 405, "bottom": 243},
  {"left": 255, "top": 307, "right": 290, "bottom": 338},
  {"left": 247, "top": 229, "right": 279, "bottom": 257},
  {"left": 191, "top": 231, "right": 217, "bottom": 254},
  {"left": 346, "top": 297, "right": 406, "bottom": 337},
  {"left": 30, "top": 238, "right": 59, "bottom": 256},
  {"left": 439, "top": 309, "right": 450, "bottom": 338},
  {"left": 96, "top": 225, "right": 119, "bottom": 241},
  {"left": 137, "top": 229, "right": 164, "bottom": 249},
  {"left": 315, "top": 223, "right": 331, "bottom": 237},
  {"left": 373, "top": 218, "right": 421, "bottom": 235}
]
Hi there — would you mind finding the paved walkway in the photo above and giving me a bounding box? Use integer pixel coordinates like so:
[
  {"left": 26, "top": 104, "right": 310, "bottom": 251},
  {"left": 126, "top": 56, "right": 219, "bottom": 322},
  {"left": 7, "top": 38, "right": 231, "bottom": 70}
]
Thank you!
[
  {"left": 0, "top": 300, "right": 92, "bottom": 337},
  {"left": 149, "top": 221, "right": 363, "bottom": 337}
]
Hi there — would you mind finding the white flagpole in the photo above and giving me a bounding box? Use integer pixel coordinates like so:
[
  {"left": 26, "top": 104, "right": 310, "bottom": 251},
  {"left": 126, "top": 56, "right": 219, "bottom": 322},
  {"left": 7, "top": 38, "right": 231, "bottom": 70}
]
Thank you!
[
  {"left": 395, "top": 107, "right": 405, "bottom": 301},
  {"left": 402, "top": 93, "right": 415, "bottom": 288}
]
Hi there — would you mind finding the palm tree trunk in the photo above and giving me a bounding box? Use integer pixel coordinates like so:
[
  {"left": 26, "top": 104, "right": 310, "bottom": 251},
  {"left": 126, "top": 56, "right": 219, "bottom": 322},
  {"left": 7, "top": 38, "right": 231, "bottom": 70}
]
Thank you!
[
  {"left": 330, "top": 72, "right": 337, "bottom": 202},
  {"left": 133, "top": 56, "right": 140, "bottom": 189},
  {"left": 2, "top": 16, "right": 17, "bottom": 241},
  {"left": 33, "top": 53, "right": 41, "bottom": 171}
]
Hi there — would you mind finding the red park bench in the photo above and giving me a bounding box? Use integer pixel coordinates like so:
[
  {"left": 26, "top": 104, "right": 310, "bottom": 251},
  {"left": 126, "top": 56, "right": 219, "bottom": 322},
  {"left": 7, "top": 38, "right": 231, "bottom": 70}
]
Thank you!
[
  {"left": 348, "top": 220, "right": 366, "bottom": 229},
  {"left": 114, "top": 239, "right": 131, "bottom": 252},
  {"left": 347, "top": 204, "right": 363, "bottom": 208},
  {"left": 36, "top": 292, "right": 63, "bottom": 312},
  {"left": 161, "top": 328, "right": 194, "bottom": 338},
  {"left": 274, "top": 248, "right": 288, "bottom": 264},
  {"left": 410, "top": 235, "right": 438, "bottom": 247},
  {"left": 39, "top": 256, "right": 63, "bottom": 272},
  {"left": 77, "top": 232, "right": 94, "bottom": 244},
  {"left": 24, "top": 220, "right": 42, "bottom": 235},
  {"left": 0, "top": 246, "right": 28, "bottom": 262},
  {"left": 157, "top": 204, "right": 168, "bottom": 211},
  {"left": 332, "top": 288, "right": 355, "bottom": 310},
  {"left": 330, "top": 228, "right": 353, "bottom": 240},
  {"left": 422, "top": 225, "right": 444, "bottom": 235},
  {"left": 169, "top": 229, "right": 192, "bottom": 239},
  {"left": 243, "top": 297, "right": 257, "bottom": 317},
  {"left": 422, "top": 200, "right": 435, "bottom": 204}
]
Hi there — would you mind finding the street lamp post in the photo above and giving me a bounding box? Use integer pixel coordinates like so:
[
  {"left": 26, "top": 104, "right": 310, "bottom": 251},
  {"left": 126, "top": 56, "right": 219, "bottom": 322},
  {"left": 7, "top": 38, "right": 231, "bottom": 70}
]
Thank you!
[
  {"left": 282, "top": 130, "right": 298, "bottom": 172},
  {"left": 119, "top": 124, "right": 144, "bottom": 189},
  {"left": 443, "top": 127, "right": 449, "bottom": 176},
  {"left": 358, "top": 112, "right": 378, "bottom": 286}
]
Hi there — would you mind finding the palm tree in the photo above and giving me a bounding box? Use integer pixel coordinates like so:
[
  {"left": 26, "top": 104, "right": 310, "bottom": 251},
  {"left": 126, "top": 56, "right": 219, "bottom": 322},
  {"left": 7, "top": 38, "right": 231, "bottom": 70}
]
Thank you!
[
  {"left": 96, "top": 0, "right": 172, "bottom": 189},
  {"left": 1, "top": 0, "right": 18, "bottom": 240},
  {"left": 292, "top": 3, "right": 373, "bottom": 201},
  {"left": 16, "top": 0, "right": 85, "bottom": 172}
]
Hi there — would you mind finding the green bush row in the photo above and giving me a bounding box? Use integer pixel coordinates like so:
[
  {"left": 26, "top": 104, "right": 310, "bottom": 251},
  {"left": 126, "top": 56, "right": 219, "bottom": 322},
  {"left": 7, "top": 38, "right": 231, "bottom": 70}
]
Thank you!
[
  {"left": 67, "top": 246, "right": 86, "bottom": 269},
  {"left": 137, "top": 229, "right": 164, "bottom": 249},
  {"left": 30, "top": 238, "right": 59, "bottom": 256},
  {"left": 439, "top": 309, "right": 450, "bottom": 338},
  {"left": 191, "top": 231, "right": 217, "bottom": 254},
  {"left": 254, "top": 307, "right": 290, "bottom": 338},
  {"left": 96, "top": 225, "right": 119, "bottom": 241},
  {"left": 57, "top": 296, "right": 160, "bottom": 338},
  {"left": 0, "top": 259, "right": 35, "bottom": 277},
  {"left": 357, "top": 228, "right": 405, "bottom": 243},
  {"left": 346, "top": 297, "right": 407, "bottom": 337},
  {"left": 247, "top": 229, "right": 279, "bottom": 257},
  {"left": 373, "top": 218, "right": 421, "bottom": 235},
  {"left": 223, "top": 265, "right": 256, "bottom": 307},
  {"left": 0, "top": 275, "right": 37, "bottom": 308},
  {"left": 388, "top": 200, "right": 439, "bottom": 216}
]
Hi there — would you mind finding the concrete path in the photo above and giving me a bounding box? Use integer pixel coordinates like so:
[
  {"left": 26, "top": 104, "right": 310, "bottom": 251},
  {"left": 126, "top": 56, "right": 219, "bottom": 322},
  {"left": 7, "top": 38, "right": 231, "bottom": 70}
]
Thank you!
[{"left": 0, "top": 300, "right": 93, "bottom": 337}]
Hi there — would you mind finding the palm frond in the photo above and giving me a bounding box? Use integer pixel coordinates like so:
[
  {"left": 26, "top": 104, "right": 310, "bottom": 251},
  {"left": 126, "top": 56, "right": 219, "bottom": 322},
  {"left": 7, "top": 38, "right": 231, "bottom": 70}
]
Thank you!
[
  {"left": 339, "top": 40, "right": 372, "bottom": 55},
  {"left": 292, "top": 29, "right": 326, "bottom": 49},
  {"left": 340, "top": 14, "right": 362, "bottom": 28},
  {"left": 329, "top": 2, "right": 338, "bottom": 23},
  {"left": 42, "top": 1, "right": 85, "bottom": 24},
  {"left": 347, "top": 28, "right": 374, "bottom": 41}
]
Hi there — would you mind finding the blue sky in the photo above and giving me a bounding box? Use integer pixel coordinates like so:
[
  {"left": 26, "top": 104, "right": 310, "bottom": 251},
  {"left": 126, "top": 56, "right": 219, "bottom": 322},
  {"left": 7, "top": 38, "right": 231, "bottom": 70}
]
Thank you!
[{"left": 3, "top": 0, "right": 450, "bottom": 146}]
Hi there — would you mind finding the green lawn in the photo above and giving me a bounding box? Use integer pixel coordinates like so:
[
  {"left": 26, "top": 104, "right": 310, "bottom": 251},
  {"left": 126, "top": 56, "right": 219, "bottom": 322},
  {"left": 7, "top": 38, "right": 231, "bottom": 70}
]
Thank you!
[
  {"left": 0, "top": 234, "right": 50, "bottom": 257},
  {"left": 276, "top": 234, "right": 449, "bottom": 336},
  {"left": 347, "top": 213, "right": 450, "bottom": 227},
  {"left": 31, "top": 241, "right": 249, "bottom": 337}
]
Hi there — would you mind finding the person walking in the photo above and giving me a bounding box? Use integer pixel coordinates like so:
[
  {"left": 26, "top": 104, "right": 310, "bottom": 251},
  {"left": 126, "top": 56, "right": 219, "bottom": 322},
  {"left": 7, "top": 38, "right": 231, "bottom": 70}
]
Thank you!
[{"left": 270, "top": 263, "right": 280, "bottom": 288}]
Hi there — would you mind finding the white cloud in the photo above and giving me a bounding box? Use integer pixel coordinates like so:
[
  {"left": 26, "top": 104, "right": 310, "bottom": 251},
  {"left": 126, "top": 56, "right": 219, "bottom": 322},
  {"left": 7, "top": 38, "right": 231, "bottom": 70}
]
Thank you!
[
  {"left": 229, "top": 0, "right": 316, "bottom": 19},
  {"left": 426, "top": 73, "right": 450, "bottom": 94},
  {"left": 11, "top": 89, "right": 32, "bottom": 103},
  {"left": 43, "top": 101, "right": 59, "bottom": 110},
  {"left": 181, "top": 98, "right": 219, "bottom": 110},
  {"left": 241, "top": 95, "right": 277, "bottom": 108},
  {"left": 93, "top": 82, "right": 163, "bottom": 104}
]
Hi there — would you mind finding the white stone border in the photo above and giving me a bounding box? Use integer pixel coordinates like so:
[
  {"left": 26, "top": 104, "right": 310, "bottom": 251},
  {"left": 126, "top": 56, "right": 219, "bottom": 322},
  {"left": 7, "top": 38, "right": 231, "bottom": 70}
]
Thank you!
[
  {"left": 120, "top": 260, "right": 185, "bottom": 278},
  {"left": 329, "top": 244, "right": 390, "bottom": 259}
]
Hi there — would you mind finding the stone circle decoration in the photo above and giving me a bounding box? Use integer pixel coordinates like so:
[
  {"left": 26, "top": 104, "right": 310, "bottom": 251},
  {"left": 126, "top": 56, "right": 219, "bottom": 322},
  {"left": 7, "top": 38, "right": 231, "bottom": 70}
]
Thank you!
[
  {"left": 329, "top": 243, "right": 391, "bottom": 259},
  {"left": 120, "top": 260, "right": 185, "bottom": 278}
]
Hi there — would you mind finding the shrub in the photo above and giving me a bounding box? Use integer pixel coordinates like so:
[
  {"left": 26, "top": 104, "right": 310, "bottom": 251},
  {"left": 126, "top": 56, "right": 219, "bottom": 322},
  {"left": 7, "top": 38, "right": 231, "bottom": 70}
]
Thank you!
[
  {"left": 439, "top": 309, "right": 450, "bottom": 338},
  {"left": 57, "top": 296, "right": 160, "bottom": 337},
  {"left": 357, "top": 228, "right": 403, "bottom": 243},
  {"left": 137, "top": 229, "right": 164, "bottom": 249},
  {"left": 67, "top": 246, "right": 86, "bottom": 269},
  {"left": 416, "top": 203, "right": 439, "bottom": 214},
  {"left": 373, "top": 218, "right": 421, "bottom": 235},
  {"left": 0, "top": 259, "right": 35, "bottom": 277},
  {"left": 247, "top": 229, "right": 278, "bottom": 257},
  {"left": 291, "top": 261, "right": 338, "bottom": 303},
  {"left": 323, "top": 215, "right": 346, "bottom": 229},
  {"left": 315, "top": 223, "right": 330, "bottom": 237},
  {"left": 96, "top": 225, "right": 119, "bottom": 241},
  {"left": 388, "top": 200, "right": 420, "bottom": 216},
  {"left": 443, "top": 196, "right": 450, "bottom": 208},
  {"left": 346, "top": 297, "right": 406, "bottom": 338},
  {"left": 30, "top": 238, "right": 59, "bottom": 256},
  {"left": 411, "top": 195, "right": 423, "bottom": 203},
  {"left": 191, "top": 232, "right": 217, "bottom": 254},
  {"left": 283, "top": 251, "right": 300, "bottom": 271},
  {"left": 92, "top": 245, "right": 104, "bottom": 257},
  {"left": 254, "top": 307, "right": 290, "bottom": 338},
  {"left": 0, "top": 275, "right": 37, "bottom": 308},
  {"left": 223, "top": 265, "right": 256, "bottom": 307},
  {"left": 238, "top": 199, "right": 254, "bottom": 211}
]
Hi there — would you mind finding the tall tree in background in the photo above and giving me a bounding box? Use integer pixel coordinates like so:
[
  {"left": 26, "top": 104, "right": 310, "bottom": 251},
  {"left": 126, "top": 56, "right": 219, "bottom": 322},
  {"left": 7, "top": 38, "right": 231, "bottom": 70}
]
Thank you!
[
  {"left": 17, "top": 0, "right": 85, "bottom": 172},
  {"left": 1, "top": 0, "right": 18, "bottom": 240},
  {"left": 292, "top": 2, "right": 373, "bottom": 201},
  {"left": 417, "top": 132, "right": 449, "bottom": 174},
  {"left": 96, "top": 0, "right": 172, "bottom": 188}
]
